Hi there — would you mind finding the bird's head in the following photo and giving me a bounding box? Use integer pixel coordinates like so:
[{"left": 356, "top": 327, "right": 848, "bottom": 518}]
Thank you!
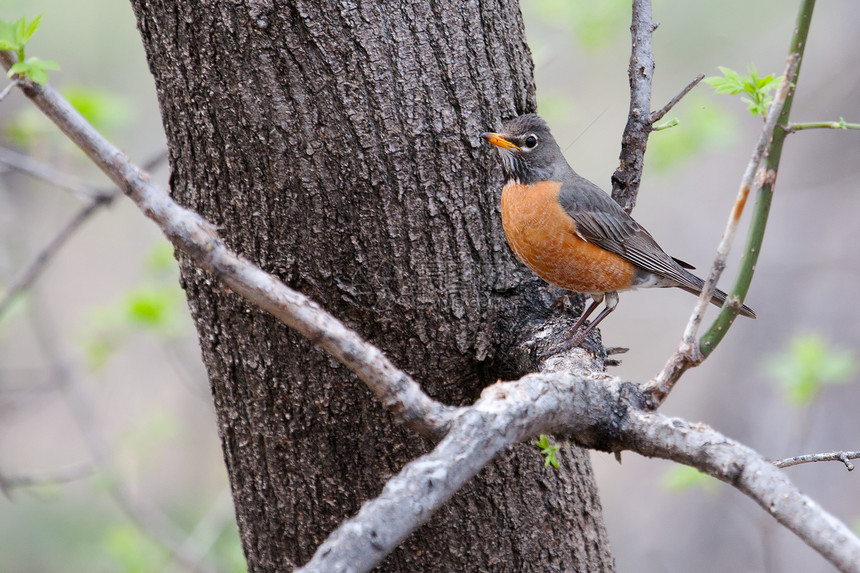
[{"left": 481, "top": 114, "right": 560, "bottom": 184}]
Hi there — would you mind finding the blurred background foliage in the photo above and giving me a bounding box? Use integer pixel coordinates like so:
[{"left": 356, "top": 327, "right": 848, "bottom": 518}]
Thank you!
[{"left": 1, "top": 0, "right": 858, "bottom": 571}]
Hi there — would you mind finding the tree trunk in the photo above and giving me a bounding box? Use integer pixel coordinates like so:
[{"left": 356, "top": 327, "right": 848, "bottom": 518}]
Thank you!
[{"left": 129, "top": 0, "right": 615, "bottom": 570}]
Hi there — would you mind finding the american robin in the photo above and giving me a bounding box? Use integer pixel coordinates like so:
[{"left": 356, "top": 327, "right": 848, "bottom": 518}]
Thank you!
[{"left": 482, "top": 113, "right": 755, "bottom": 347}]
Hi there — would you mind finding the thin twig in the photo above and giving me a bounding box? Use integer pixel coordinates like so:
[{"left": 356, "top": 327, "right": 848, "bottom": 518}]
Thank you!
[
  {"left": 0, "top": 460, "right": 94, "bottom": 496},
  {"left": 775, "top": 451, "right": 860, "bottom": 471},
  {"left": 650, "top": 74, "right": 705, "bottom": 124},
  {"left": 644, "top": 53, "right": 800, "bottom": 407},
  {"left": 684, "top": 55, "right": 797, "bottom": 344},
  {"left": 0, "top": 147, "right": 168, "bottom": 320},
  {"left": 785, "top": 119, "right": 860, "bottom": 133},
  {"left": 0, "top": 79, "right": 18, "bottom": 102},
  {"left": 0, "top": 191, "right": 119, "bottom": 319},
  {"left": 0, "top": 146, "right": 110, "bottom": 201}
]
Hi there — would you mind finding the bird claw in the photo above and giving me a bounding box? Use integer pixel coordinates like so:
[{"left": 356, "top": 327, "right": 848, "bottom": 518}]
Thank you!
[{"left": 604, "top": 346, "right": 629, "bottom": 356}]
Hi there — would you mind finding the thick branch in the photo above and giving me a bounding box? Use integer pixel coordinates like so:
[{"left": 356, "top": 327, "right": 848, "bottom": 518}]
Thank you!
[
  {"left": 299, "top": 372, "right": 860, "bottom": 573},
  {"left": 0, "top": 51, "right": 455, "bottom": 438},
  {"left": 610, "top": 0, "right": 655, "bottom": 212}
]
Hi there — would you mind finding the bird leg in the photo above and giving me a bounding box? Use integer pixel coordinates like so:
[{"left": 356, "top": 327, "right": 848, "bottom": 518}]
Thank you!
[
  {"left": 568, "top": 291, "right": 619, "bottom": 349},
  {"left": 540, "top": 292, "right": 619, "bottom": 358}
]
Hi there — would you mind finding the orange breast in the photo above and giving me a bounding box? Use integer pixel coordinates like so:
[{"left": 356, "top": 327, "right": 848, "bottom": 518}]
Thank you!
[{"left": 500, "top": 180, "right": 636, "bottom": 294}]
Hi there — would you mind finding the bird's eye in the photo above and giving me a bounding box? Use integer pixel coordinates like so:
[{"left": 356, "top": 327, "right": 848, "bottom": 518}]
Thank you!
[{"left": 523, "top": 134, "right": 538, "bottom": 149}]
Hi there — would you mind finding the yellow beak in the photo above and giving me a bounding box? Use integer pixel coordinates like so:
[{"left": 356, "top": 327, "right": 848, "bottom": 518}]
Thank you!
[{"left": 480, "top": 132, "right": 519, "bottom": 151}]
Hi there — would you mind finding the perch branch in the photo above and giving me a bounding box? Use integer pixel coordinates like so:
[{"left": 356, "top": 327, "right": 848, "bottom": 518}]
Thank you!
[{"left": 299, "top": 373, "right": 860, "bottom": 573}]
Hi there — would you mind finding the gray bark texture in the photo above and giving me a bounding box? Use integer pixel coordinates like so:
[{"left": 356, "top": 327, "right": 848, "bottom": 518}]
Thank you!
[{"left": 129, "top": 0, "right": 615, "bottom": 570}]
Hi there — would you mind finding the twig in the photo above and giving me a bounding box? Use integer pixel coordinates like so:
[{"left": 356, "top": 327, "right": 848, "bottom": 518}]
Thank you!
[
  {"left": 0, "top": 147, "right": 168, "bottom": 320},
  {"left": 0, "top": 191, "right": 118, "bottom": 319},
  {"left": 0, "top": 146, "right": 110, "bottom": 201},
  {"left": 775, "top": 451, "right": 860, "bottom": 471},
  {"left": 649, "top": 74, "right": 705, "bottom": 124},
  {"left": 0, "top": 79, "right": 18, "bottom": 102},
  {"left": 645, "top": 51, "right": 801, "bottom": 406},
  {"left": 688, "top": 56, "right": 797, "bottom": 343},
  {"left": 0, "top": 460, "right": 93, "bottom": 496},
  {"left": 785, "top": 119, "right": 860, "bottom": 133},
  {"left": 698, "top": 0, "right": 816, "bottom": 356},
  {"left": 0, "top": 50, "right": 457, "bottom": 438},
  {"left": 610, "top": 0, "right": 655, "bottom": 213}
]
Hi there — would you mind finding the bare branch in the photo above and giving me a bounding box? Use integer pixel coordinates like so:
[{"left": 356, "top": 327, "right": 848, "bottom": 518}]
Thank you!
[
  {"left": 0, "top": 191, "right": 118, "bottom": 319},
  {"left": 0, "top": 51, "right": 456, "bottom": 438},
  {"left": 298, "top": 373, "right": 860, "bottom": 573},
  {"left": 775, "top": 451, "right": 860, "bottom": 471},
  {"left": 0, "top": 147, "right": 168, "bottom": 320},
  {"left": 621, "top": 409, "right": 860, "bottom": 572},
  {"left": 649, "top": 74, "right": 705, "bottom": 123},
  {"left": 644, "top": 54, "right": 799, "bottom": 406},
  {"left": 0, "top": 460, "right": 93, "bottom": 495},
  {"left": 0, "top": 146, "right": 110, "bottom": 201},
  {"left": 0, "top": 79, "right": 18, "bottom": 102},
  {"left": 785, "top": 119, "right": 860, "bottom": 133},
  {"left": 610, "top": 0, "right": 655, "bottom": 212}
]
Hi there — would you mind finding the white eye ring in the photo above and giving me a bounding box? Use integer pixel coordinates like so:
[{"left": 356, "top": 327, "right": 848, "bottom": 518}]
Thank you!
[{"left": 522, "top": 134, "right": 538, "bottom": 149}]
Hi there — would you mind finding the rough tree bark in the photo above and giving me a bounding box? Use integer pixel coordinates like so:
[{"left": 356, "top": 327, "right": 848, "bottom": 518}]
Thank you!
[{"left": 130, "top": 1, "right": 614, "bottom": 570}]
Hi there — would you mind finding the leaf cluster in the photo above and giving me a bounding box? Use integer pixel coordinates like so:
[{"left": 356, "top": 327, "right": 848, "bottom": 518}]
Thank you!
[
  {"left": 0, "top": 14, "right": 59, "bottom": 85},
  {"left": 705, "top": 65, "right": 782, "bottom": 117}
]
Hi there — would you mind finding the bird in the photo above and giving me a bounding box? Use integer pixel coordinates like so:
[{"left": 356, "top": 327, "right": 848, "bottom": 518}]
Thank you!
[{"left": 481, "top": 113, "right": 755, "bottom": 348}]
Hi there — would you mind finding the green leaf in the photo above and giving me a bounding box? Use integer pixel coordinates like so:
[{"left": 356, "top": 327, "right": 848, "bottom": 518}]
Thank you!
[
  {"left": 661, "top": 465, "right": 718, "bottom": 493},
  {"left": 706, "top": 64, "right": 783, "bottom": 118},
  {"left": 125, "top": 287, "right": 174, "bottom": 327},
  {"left": 704, "top": 66, "right": 745, "bottom": 95},
  {"left": 21, "top": 14, "right": 43, "bottom": 44},
  {"left": 535, "top": 434, "right": 561, "bottom": 469},
  {"left": 7, "top": 57, "right": 60, "bottom": 85},
  {"left": 763, "top": 334, "right": 857, "bottom": 407},
  {"left": 145, "top": 240, "right": 179, "bottom": 276}
]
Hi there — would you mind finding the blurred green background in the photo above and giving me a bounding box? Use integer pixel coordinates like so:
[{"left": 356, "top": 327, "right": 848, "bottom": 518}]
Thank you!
[{"left": 1, "top": 1, "right": 859, "bottom": 571}]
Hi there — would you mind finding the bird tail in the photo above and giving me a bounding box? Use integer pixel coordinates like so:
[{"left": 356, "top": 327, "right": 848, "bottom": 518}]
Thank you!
[{"left": 677, "top": 271, "right": 757, "bottom": 319}]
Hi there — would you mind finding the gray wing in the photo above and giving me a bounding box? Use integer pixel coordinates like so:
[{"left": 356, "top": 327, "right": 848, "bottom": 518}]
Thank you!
[{"left": 557, "top": 174, "right": 697, "bottom": 287}]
